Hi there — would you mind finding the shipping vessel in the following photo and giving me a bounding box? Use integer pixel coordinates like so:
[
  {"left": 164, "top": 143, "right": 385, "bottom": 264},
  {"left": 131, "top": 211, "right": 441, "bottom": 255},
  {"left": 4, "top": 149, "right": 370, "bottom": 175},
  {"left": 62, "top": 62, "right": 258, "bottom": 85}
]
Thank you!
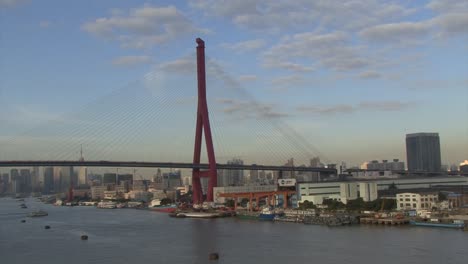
[
  {"left": 97, "top": 201, "right": 117, "bottom": 209},
  {"left": 409, "top": 219, "right": 465, "bottom": 229},
  {"left": 149, "top": 204, "right": 177, "bottom": 213},
  {"left": 258, "top": 207, "right": 276, "bottom": 221},
  {"left": 28, "top": 210, "right": 48, "bottom": 217}
]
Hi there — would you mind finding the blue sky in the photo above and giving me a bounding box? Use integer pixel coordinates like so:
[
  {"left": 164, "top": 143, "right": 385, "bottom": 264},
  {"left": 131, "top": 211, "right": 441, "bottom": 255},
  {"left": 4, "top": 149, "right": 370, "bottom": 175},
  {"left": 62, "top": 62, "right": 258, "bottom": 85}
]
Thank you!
[{"left": 0, "top": 0, "right": 467, "bottom": 167}]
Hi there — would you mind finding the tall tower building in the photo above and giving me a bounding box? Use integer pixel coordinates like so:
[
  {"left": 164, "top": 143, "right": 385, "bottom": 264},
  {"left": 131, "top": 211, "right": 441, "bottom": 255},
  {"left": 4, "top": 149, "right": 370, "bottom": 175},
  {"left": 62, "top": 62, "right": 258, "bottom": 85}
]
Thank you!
[
  {"left": 78, "top": 144, "right": 87, "bottom": 186},
  {"left": 406, "top": 133, "right": 442, "bottom": 172},
  {"left": 43, "top": 167, "right": 54, "bottom": 194},
  {"left": 222, "top": 158, "right": 244, "bottom": 186}
]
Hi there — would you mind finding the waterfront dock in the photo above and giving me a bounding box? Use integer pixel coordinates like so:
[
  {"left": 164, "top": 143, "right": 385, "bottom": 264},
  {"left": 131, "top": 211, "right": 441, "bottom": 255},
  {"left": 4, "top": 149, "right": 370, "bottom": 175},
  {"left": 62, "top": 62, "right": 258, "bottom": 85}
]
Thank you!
[{"left": 360, "top": 217, "right": 409, "bottom": 225}]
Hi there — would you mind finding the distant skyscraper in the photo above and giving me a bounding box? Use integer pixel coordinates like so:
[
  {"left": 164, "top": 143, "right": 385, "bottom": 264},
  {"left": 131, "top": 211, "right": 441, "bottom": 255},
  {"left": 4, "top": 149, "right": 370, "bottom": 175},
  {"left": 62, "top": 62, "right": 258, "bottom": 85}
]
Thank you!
[
  {"left": 283, "top": 158, "right": 295, "bottom": 179},
  {"left": 78, "top": 167, "right": 88, "bottom": 186},
  {"left": 20, "top": 169, "right": 31, "bottom": 193},
  {"left": 366, "top": 159, "right": 405, "bottom": 171},
  {"left": 31, "top": 167, "right": 40, "bottom": 192},
  {"left": 43, "top": 167, "right": 54, "bottom": 194},
  {"left": 406, "top": 133, "right": 442, "bottom": 172},
  {"left": 103, "top": 173, "right": 117, "bottom": 185},
  {"left": 222, "top": 158, "right": 244, "bottom": 186}
]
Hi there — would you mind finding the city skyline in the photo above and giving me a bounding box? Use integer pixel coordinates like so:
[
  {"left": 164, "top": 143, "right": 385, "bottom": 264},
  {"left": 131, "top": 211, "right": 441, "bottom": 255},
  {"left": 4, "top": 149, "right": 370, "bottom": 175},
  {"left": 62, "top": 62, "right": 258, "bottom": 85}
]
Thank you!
[{"left": 0, "top": 1, "right": 467, "bottom": 165}]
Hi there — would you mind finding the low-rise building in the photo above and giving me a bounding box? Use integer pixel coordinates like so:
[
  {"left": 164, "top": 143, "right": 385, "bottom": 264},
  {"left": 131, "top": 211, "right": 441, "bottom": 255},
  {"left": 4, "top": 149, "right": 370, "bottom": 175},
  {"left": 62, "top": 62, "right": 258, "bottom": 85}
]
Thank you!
[
  {"left": 447, "top": 193, "right": 468, "bottom": 208},
  {"left": 396, "top": 192, "right": 438, "bottom": 211},
  {"left": 298, "top": 182, "right": 378, "bottom": 205},
  {"left": 213, "top": 185, "right": 277, "bottom": 204},
  {"left": 125, "top": 190, "right": 152, "bottom": 202},
  {"left": 91, "top": 186, "right": 108, "bottom": 200}
]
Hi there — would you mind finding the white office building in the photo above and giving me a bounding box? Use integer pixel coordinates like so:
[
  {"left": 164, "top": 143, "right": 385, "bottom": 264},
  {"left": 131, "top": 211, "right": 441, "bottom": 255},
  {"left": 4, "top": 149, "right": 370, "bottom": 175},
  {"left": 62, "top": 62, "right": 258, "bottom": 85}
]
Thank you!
[
  {"left": 297, "top": 176, "right": 468, "bottom": 205},
  {"left": 298, "top": 182, "right": 377, "bottom": 205},
  {"left": 396, "top": 192, "right": 438, "bottom": 211}
]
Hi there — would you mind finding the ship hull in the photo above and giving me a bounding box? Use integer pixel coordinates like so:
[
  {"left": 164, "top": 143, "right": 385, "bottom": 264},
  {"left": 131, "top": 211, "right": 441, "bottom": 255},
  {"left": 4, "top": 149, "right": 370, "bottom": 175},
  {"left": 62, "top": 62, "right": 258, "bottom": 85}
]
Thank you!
[
  {"left": 258, "top": 213, "right": 276, "bottom": 221},
  {"left": 149, "top": 205, "right": 177, "bottom": 213},
  {"left": 409, "top": 220, "right": 464, "bottom": 229}
]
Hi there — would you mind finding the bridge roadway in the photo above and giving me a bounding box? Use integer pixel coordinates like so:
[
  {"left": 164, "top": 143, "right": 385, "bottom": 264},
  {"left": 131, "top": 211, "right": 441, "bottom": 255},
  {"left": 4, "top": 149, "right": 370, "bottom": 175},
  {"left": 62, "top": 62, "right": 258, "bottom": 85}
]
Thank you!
[{"left": 0, "top": 160, "right": 337, "bottom": 173}]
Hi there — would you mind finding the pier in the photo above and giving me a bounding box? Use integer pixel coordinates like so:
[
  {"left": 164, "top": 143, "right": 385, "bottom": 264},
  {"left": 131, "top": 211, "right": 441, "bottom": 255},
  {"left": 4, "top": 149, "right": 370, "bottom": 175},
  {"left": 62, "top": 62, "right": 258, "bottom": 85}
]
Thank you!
[{"left": 360, "top": 217, "right": 409, "bottom": 225}]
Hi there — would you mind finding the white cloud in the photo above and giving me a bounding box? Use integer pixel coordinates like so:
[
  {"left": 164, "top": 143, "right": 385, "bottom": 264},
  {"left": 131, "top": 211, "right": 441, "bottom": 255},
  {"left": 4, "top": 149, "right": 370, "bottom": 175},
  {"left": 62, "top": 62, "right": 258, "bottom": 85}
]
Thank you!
[
  {"left": 264, "top": 32, "right": 370, "bottom": 73},
  {"left": 221, "top": 39, "right": 266, "bottom": 52},
  {"left": 426, "top": 0, "right": 468, "bottom": 13},
  {"left": 190, "top": 0, "right": 416, "bottom": 32},
  {"left": 297, "top": 101, "right": 413, "bottom": 115},
  {"left": 271, "top": 74, "right": 303, "bottom": 87},
  {"left": 263, "top": 59, "right": 314, "bottom": 72},
  {"left": 82, "top": 5, "right": 207, "bottom": 49},
  {"left": 112, "top": 55, "right": 152, "bottom": 67},
  {"left": 431, "top": 13, "right": 468, "bottom": 36},
  {"left": 359, "top": 22, "right": 431, "bottom": 43},
  {"left": 0, "top": 0, "right": 27, "bottom": 8},
  {"left": 217, "top": 98, "right": 289, "bottom": 119},
  {"left": 359, "top": 71, "right": 381, "bottom": 79},
  {"left": 39, "top": 21, "right": 51, "bottom": 28},
  {"left": 238, "top": 75, "right": 257, "bottom": 82}
]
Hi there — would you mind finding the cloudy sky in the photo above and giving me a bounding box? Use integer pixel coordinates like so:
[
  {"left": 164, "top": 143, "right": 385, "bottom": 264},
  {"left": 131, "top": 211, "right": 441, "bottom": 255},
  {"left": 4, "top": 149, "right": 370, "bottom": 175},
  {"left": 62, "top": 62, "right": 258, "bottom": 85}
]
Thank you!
[{"left": 0, "top": 0, "right": 467, "bottom": 167}]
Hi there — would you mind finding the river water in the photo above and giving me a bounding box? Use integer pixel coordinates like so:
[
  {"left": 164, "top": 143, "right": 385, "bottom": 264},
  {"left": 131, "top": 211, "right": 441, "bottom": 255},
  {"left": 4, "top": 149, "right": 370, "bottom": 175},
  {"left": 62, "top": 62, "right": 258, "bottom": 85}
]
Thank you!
[{"left": 1, "top": 197, "right": 467, "bottom": 264}]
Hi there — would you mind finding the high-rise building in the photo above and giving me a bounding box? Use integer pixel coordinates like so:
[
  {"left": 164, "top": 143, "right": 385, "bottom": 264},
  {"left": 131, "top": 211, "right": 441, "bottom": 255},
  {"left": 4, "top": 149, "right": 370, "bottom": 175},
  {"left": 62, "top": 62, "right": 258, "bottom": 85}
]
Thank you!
[
  {"left": 283, "top": 158, "right": 295, "bottom": 179},
  {"left": 78, "top": 167, "right": 88, "bottom": 186},
  {"left": 366, "top": 159, "right": 405, "bottom": 171},
  {"left": 43, "top": 167, "right": 54, "bottom": 194},
  {"left": 460, "top": 160, "right": 468, "bottom": 173},
  {"left": 103, "top": 173, "right": 117, "bottom": 185},
  {"left": 221, "top": 158, "right": 244, "bottom": 186},
  {"left": 1, "top": 173, "right": 9, "bottom": 193},
  {"left": 61, "top": 166, "right": 73, "bottom": 191},
  {"left": 53, "top": 167, "right": 62, "bottom": 192},
  {"left": 31, "top": 167, "right": 40, "bottom": 192},
  {"left": 20, "top": 169, "right": 31, "bottom": 193},
  {"left": 406, "top": 133, "right": 441, "bottom": 172},
  {"left": 163, "top": 170, "right": 182, "bottom": 190}
]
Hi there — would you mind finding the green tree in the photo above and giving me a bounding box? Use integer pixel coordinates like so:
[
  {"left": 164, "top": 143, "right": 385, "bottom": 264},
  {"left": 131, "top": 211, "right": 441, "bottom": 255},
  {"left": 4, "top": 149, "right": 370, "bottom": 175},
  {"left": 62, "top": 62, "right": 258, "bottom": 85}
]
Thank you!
[
  {"left": 438, "top": 192, "right": 447, "bottom": 201},
  {"left": 225, "top": 199, "right": 235, "bottom": 208},
  {"left": 299, "top": 200, "right": 316, "bottom": 209},
  {"left": 322, "top": 199, "right": 345, "bottom": 210}
]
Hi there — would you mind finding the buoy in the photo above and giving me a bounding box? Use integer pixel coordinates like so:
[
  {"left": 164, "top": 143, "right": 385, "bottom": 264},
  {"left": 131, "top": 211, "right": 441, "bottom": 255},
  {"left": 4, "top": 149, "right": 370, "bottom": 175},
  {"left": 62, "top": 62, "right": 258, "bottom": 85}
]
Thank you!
[
  {"left": 81, "top": 235, "right": 88, "bottom": 240},
  {"left": 21, "top": 220, "right": 26, "bottom": 223},
  {"left": 44, "top": 225, "right": 50, "bottom": 229},
  {"left": 209, "top": 253, "right": 219, "bottom": 260}
]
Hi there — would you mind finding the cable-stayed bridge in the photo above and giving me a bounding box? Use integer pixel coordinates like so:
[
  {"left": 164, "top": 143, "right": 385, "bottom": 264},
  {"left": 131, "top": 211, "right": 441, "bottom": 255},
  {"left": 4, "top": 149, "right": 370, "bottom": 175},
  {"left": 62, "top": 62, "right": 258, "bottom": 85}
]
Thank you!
[{"left": 0, "top": 38, "right": 334, "bottom": 204}]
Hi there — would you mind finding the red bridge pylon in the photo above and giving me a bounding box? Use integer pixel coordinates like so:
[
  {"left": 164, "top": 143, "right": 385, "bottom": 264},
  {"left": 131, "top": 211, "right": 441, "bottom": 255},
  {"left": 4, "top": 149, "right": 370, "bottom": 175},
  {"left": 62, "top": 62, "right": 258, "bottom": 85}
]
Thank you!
[{"left": 192, "top": 38, "right": 217, "bottom": 204}]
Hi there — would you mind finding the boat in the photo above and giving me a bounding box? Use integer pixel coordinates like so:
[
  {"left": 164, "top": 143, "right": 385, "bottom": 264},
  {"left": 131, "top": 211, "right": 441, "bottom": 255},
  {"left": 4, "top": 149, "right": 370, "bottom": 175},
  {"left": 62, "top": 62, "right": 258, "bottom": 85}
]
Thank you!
[
  {"left": 97, "top": 201, "right": 117, "bottom": 209},
  {"left": 170, "top": 212, "right": 219, "bottom": 218},
  {"left": 410, "top": 219, "right": 465, "bottom": 229},
  {"left": 149, "top": 204, "right": 177, "bottom": 213},
  {"left": 258, "top": 207, "right": 276, "bottom": 221},
  {"left": 20, "top": 203, "right": 27, "bottom": 209},
  {"left": 236, "top": 211, "right": 259, "bottom": 220},
  {"left": 28, "top": 210, "right": 48, "bottom": 217}
]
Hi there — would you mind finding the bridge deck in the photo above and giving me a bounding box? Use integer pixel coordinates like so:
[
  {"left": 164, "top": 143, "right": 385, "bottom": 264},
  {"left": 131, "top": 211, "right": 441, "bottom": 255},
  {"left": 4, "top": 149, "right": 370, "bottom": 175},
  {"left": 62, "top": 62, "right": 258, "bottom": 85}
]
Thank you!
[{"left": 0, "top": 160, "right": 337, "bottom": 173}]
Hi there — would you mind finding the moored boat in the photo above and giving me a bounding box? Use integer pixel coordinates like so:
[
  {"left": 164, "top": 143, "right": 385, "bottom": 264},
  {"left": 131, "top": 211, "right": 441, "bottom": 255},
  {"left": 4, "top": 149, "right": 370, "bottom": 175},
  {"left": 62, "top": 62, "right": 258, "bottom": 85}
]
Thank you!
[
  {"left": 149, "top": 204, "right": 177, "bottom": 213},
  {"left": 171, "top": 212, "right": 219, "bottom": 218},
  {"left": 236, "top": 211, "right": 259, "bottom": 220},
  {"left": 258, "top": 207, "right": 276, "bottom": 221},
  {"left": 28, "top": 210, "right": 48, "bottom": 217},
  {"left": 97, "top": 201, "right": 117, "bottom": 209},
  {"left": 410, "top": 219, "right": 464, "bottom": 229}
]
